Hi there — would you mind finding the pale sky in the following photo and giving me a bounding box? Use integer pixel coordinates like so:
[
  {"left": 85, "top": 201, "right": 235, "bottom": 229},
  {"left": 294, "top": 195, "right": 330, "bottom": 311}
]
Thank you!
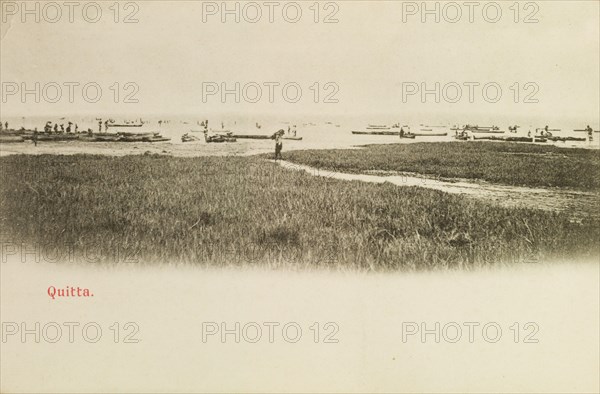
[{"left": 1, "top": 0, "right": 598, "bottom": 126}]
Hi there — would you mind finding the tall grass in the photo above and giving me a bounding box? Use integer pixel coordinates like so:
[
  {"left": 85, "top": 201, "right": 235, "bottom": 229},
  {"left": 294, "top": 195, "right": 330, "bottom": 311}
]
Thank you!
[
  {"left": 0, "top": 154, "right": 597, "bottom": 270},
  {"left": 282, "top": 142, "right": 600, "bottom": 190}
]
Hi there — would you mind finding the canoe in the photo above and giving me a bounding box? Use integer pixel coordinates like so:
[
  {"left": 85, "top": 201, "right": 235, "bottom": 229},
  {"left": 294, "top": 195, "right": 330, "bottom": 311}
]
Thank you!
[
  {"left": 35, "top": 134, "right": 80, "bottom": 142},
  {"left": 206, "top": 135, "right": 236, "bottom": 143},
  {"left": 108, "top": 124, "right": 143, "bottom": 127},
  {"left": 410, "top": 132, "right": 448, "bottom": 137},
  {"left": 473, "top": 135, "right": 505, "bottom": 141},
  {"left": 143, "top": 137, "right": 171, "bottom": 142},
  {"left": 119, "top": 136, "right": 147, "bottom": 142},
  {"left": 182, "top": 135, "right": 200, "bottom": 142},
  {"left": 94, "top": 135, "right": 122, "bottom": 142},
  {"left": 0, "top": 136, "right": 25, "bottom": 143},
  {"left": 504, "top": 137, "right": 547, "bottom": 143},
  {"left": 574, "top": 129, "right": 600, "bottom": 133},
  {"left": 119, "top": 132, "right": 158, "bottom": 137},
  {"left": 230, "top": 134, "right": 272, "bottom": 139},
  {"left": 352, "top": 131, "right": 398, "bottom": 136},
  {"left": 400, "top": 134, "right": 416, "bottom": 139},
  {"left": 367, "top": 124, "right": 388, "bottom": 128},
  {"left": 546, "top": 136, "right": 587, "bottom": 142},
  {"left": 282, "top": 136, "right": 303, "bottom": 141}
]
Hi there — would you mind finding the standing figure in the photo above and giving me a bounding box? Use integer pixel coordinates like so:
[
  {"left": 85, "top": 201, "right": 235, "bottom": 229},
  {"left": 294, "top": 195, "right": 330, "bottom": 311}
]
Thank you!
[
  {"left": 274, "top": 130, "right": 284, "bottom": 160},
  {"left": 54, "top": 123, "right": 59, "bottom": 133},
  {"left": 98, "top": 120, "right": 102, "bottom": 133},
  {"left": 66, "top": 122, "right": 72, "bottom": 133}
]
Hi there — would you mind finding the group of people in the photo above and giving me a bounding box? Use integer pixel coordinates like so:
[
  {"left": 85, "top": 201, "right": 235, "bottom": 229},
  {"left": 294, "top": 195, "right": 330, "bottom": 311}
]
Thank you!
[
  {"left": 286, "top": 125, "right": 297, "bottom": 137},
  {"left": 44, "top": 121, "right": 79, "bottom": 134}
]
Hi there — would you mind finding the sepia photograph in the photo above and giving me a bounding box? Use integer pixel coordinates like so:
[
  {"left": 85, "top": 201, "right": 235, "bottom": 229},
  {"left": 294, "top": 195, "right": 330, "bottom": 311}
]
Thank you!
[{"left": 1, "top": 0, "right": 599, "bottom": 392}]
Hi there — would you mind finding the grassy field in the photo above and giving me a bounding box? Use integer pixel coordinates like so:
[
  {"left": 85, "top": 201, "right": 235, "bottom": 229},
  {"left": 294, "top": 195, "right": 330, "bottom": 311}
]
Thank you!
[
  {"left": 281, "top": 142, "right": 600, "bottom": 190},
  {"left": 0, "top": 154, "right": 598, "bottom": 270}
]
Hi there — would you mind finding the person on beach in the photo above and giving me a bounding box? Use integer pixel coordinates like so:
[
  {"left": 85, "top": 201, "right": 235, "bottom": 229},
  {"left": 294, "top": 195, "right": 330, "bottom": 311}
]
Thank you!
[
  {"left": 400, "top": 127, "right": 405, "bottom": 138},
  {"left": 4, "top": 122, "right": 8, "bottom": 130},
  {"left": 98, "top": 121, "right": 102, "bottom": 133},
  {"left": 274, "top": 130, "right": 284, "bottom": 160},
  {"left": 104, "top": 120, "right": 109, "bottom": 132},
  {"left": 287, "top": 126, "right": 291, "bottom": 135},
  {"left": 66, "top": 122, "right": 72, "bottom": 133},
  {"left": 60, "top": 124, "right": 65, "bottom": 133},
  {"left": 33, "top": 130, "right": 38, "bottom": 146},
  {"left": 292, "top": 125, "right": 297, "bottom": 137},
  {"left": 0, "top": 122, "right": 3, "bottom": 132},
  {"left": 75, "top": 124, "right": 79, "bottom": 133},
  {"left": 54, "top": 123, "right": 59, "bottom": 133}
]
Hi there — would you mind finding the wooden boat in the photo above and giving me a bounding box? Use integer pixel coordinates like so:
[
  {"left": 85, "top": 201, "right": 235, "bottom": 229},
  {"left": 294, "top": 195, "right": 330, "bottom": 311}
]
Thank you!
[
  {"left": 504, "top": 137, "right": 547, "bottom": 143},
  {"left": 410, "top": 132, "right": 448, "bottom": 137},
  {"left": 108, "top": 123, "right": 143, "bottom": 128},
  {"left": 352, "top": 130, "right": 398, "bottom": 136},
  {"left": 34, "top": 134, "right": 80, "bottom": 142},
  {"left": 366, "top": 126, "right": 390, "bottom": 130},
  {"left": 181, "top": 134, "right": 201, "bottom": 142},
  {"left": 0, "top": 136, "right": 25, "bottom": 143},
  {"left": 94, "top": 134, "right": 122, "bottom": 142},
  {"left": 574, "top": 129, "right": 600, "bottom": 133},
  {"left": 546, "top": 136, "right": 587, "bottom": 142},
  {"left": 231, "top": 134, "right": 272, "bottom": 140},
  {"left": 282, "top": 136, "right": 303, "bottom": 141},
  {"left": 400, "top": 134, "right": 416, "bottom": 139},
  {"left": 473, "top": 135, "right": 505, "bottom": 141},
  {"left": 119, "top": 132, "right": 158, "bottom": 137},
  {"left": 143, "top": 136, "right": 171, "bottom": 142},
  {"left": 206, "top": 135, "right": 236, "bottom": 143},
  {"left": 367, "top": 124, "right": 388, "bottom": 128},
  {"left": 119, "top": 135, "right": 147, "bottom": 142}
]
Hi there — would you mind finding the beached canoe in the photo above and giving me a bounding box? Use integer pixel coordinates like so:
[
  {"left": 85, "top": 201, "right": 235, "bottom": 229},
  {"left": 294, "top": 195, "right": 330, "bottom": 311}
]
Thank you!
[
  {"left": 282, "top": 136, "right": 303, "bottom": 141},
  {"left": 546, "top": 136, "right": 587, "bottom": 142},
  {"left": 504, "top": 137, "right": 547, "bottom": 143},
  {"left": 206, "top": 135, "right": 236, "bottom": 143},
  {"left": 143, "top": 137, "right": 171, "bottom": 142},
  {"left": 410, "top": 132, "right": 448, "bottom": 137},
  {"left": 473, "top": 135, "right": 505, "bottom": 141},
  {"left": 0, "top": 136, "right": 25, "bottom": 143},
  {"left": 574, "top": 129, "right": 600, "bottom": 133},
  {"left": 34, "top": 134, "right": 80, "bottom": 142},
  {"left": 108, "top": 124, "right": 143, "bottom": 128},
  {"left": 366, "top": 124, "right": 390, "bottom": 130},
  {"left": 119, "top": 135, "right": 147, "bottom": 142},
  {"left": 94, "top": 135, "right": 122, "bottom": 142},
  {"left": 230, "top": 134, "right": 273, "bottom": 140},
  {"left": 118, "top": 132, "right": 158, "bottom": 137},
  {"left": 400, "top": 134, "right": 416, "bottom": 139},
  {"left": 352, "top": 131, "right": 398, "bottom": 136}
]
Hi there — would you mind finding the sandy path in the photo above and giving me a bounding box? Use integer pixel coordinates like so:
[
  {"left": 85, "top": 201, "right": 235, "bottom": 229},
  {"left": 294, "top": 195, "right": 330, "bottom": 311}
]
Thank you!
[{"left": 275, "top": 160, "right": 600, "bottom": 220}]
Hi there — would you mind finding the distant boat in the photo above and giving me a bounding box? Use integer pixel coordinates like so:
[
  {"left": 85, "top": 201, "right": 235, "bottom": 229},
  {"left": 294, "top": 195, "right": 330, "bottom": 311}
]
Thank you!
[
  {"left": 108, "top": 123, "right": 143, "bottom": 128},
  {"left": 352, "top": 130, "right": 398, "bottom": 136},
  {"left": 231, "top": 134, "right": 272, "bottom": 140},
  {"left": 411, "top": 132, "right": 448, "bottom": 137},
  {"left": 282, "top": 136, "right": 303, "bottom": 141}
]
